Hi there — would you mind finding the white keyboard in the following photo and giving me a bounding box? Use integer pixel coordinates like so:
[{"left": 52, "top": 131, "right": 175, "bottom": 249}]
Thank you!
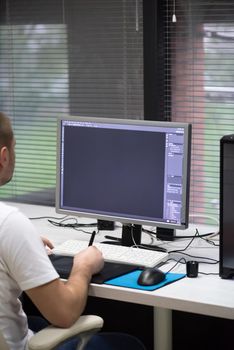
[{"left": 52, "top": 239, "right": 168, "bottom": 268}]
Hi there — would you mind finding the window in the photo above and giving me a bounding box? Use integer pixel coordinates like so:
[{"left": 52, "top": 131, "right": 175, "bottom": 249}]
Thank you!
[
  {"left": 3, "top": 0, "right": 230, "bottom": 226},
  {"left": 161, "top": 0, "right": 234, "bottom": 225},
  {"left": 0, "top": 0, "right": 143, "bottom": 205},
  {"left": 0, "top": 24, "right": 68, "bottom": 203}
]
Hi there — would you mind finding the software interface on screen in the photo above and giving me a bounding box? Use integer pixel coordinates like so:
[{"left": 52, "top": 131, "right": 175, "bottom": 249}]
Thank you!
[{"left": 56, "top": 117, "right": 191, "bottom": 230}]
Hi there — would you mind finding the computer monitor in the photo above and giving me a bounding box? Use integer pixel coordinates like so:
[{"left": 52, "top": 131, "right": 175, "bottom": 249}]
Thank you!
[{"left": 56, "top": 116, "right": 191, "bottom": 244}]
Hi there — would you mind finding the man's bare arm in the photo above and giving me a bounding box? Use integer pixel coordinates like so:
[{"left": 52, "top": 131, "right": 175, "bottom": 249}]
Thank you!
[{"left": 26, "top": 246, "right": 104, "bottom": 328}]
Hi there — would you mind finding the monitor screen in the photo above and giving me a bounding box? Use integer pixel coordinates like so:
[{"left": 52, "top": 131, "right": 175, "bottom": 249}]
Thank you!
[{"left": 56, "top": 116, "right": 191, "bottom": 232}]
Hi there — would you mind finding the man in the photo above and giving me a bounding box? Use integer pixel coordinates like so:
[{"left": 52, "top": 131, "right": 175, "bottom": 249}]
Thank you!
[
  {"left": 0, "top": 112, "right": 104, "bottom": 349},
  {"left": 0, "top": 112, "right": 146, "bottom": 350}
]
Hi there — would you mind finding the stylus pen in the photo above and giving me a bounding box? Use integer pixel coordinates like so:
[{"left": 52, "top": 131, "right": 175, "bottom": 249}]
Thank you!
[{"left": 88, "top": 231, "right": 96, "bottom": 246}]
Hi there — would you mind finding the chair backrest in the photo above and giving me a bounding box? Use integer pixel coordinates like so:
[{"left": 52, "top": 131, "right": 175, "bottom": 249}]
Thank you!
[{"left": 0, "top": 331, "right": 9, "bottom": 350}]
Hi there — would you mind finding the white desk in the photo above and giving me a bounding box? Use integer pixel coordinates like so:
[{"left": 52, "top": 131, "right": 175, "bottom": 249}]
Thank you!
[{"left": 13, "top": 202, "right": 234, "bottom": 350}]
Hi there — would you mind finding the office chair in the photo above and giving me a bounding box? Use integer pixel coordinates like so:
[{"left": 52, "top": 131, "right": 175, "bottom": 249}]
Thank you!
[{"left": 0, "top": 314, "right": 104, "bottom": 350}]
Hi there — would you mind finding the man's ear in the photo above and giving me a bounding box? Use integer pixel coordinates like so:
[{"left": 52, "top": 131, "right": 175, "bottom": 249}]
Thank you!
[{"left": 0, "top": 146, "right": 9, "bottom": 168}]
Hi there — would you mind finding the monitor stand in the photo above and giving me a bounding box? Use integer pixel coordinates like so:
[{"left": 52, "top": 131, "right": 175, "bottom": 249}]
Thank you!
[
  {"left": 102, "top": 223, "right": 142, "bottom": 246},
  {"left": 102, "top": 224, "right": 142, "bottom": 247},
  {"left": 102, "top": 224, "right": 168, "bottom": 252},
  {"left": 121, "top": 224, "right": 142, "bottom": 246}
]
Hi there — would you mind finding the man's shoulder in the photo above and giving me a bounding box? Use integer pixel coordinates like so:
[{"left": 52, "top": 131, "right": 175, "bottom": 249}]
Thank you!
[{"left": 0, "top": 201, "right": 18, "bottom": 223}]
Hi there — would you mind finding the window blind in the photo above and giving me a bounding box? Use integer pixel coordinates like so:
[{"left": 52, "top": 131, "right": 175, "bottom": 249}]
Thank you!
[
  {"left": 0, "top": 0, "right": 143, "bottom": 205},
  {"left": 162, "top": 0, "right": 234, "bottom": 225}
]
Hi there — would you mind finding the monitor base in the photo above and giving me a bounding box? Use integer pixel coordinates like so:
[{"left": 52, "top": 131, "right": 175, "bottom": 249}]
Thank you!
[{"left": 101, "top": 224, "right": 142, "bottom": 247}]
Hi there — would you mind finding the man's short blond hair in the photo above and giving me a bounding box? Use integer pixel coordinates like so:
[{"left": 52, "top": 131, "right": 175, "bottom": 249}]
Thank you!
[{"left": 0, "top": 112, "right": 13, "bottom": 149}]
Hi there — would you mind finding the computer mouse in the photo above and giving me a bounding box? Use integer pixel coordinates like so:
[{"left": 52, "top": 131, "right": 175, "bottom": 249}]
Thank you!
[{"left": 137, "top": 267, "right": 166, "bottom": 286}]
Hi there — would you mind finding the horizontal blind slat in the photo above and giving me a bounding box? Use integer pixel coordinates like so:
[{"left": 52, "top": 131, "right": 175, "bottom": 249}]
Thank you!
[
  {"left": 0, "top": 0, "right": 143, "bottom": 204},
  {"left": 164, "top": 0, "right": 234, "bottom": 223}
]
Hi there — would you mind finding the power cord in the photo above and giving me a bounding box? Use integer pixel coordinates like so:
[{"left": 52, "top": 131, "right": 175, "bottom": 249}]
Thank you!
[
  {"left": 166, "top": 257, "right": 219, "bottom": 276},
  {"left": 168, "top": 228, "right": 219, "bottom": 255},
  {"left": 48, "top": 217, "right": 97, "bottom": 228},
  {"left": 142, "top": 226, "right": 218, "bottom": 240},
  {"left": 165, "top": 229, "right": 219, "bottom": 275},
  {"left": 168, "top": 228, "right": 200, "bottom": 254}
]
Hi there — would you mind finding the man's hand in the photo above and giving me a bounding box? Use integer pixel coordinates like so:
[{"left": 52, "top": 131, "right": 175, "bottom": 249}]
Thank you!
[
  {"left": 41, "top": 236, "right": 54, "bottom": 253},
  {"left": 73, "top": 246, "right": 104, "bottom": 279}
]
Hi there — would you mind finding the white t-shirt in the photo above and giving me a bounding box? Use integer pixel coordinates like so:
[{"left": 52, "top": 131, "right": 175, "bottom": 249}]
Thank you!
[{"left": 0, "top": 202, "right": 59, "bottom": 350}]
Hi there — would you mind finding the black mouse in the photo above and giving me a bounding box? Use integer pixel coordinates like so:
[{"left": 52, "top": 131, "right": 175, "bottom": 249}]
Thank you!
[{"left": 137, "top": 267, "right": 166, "bottom": 286}]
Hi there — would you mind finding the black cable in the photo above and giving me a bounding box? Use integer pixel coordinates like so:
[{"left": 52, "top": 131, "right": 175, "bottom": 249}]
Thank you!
[
  {"left": 168, "top": 229, "right": 219, "bottom": 256},
  {"left": 170, "top": 255, "right": 219, "bottom": 265},
  {"left": 72, "top": 227, "right": 96, "bottom": 235},
  {"left": 165, "top": 257, "right": 187, "bottom": 274},
  {"left": 174, "top": 231, "right": 218, "bottom": 239},
  {"left": 170, "top": 251, "right": 219, "bottom": 264},
  {"left": 200, "top": 236, "right": 219, "bottom": 247},
  {"left": 142, "top": 227, "right": 217, "bottom": 240},
  {"left": 199, "top": 271, "right": 219, "bottom": 275},
  {"left": 48, "top": 218, "right": 97, "bottom": 228},
  {"left": 166, "top": 257, "right": 219, "bottom": 275},
  {"left": 168, "top": 229, "right": 199, "bottom": 254},
  {"left": 165, "top": 228, "right": 219, "bottom": 275},
  {"left": 142, "top": 228, "right": 156, "bottom": 234}
]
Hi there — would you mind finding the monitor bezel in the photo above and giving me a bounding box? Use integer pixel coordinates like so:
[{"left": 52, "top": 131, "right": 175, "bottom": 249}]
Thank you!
[{"left": 56, "top": 116, "right": 191, "bottom": 230}]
